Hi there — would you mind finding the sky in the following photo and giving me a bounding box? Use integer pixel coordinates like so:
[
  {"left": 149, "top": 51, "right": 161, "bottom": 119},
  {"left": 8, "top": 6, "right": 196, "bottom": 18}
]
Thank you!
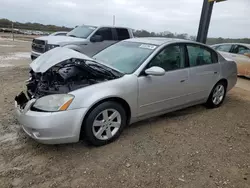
[{"left": 0, "top": 0, "right": 249, "bottom": 38}]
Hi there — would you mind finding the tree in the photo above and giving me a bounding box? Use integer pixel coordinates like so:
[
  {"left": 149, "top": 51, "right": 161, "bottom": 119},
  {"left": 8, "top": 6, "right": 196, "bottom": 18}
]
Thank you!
[{"left": 0, "top": 18, "right": 72, "bottom": 32}]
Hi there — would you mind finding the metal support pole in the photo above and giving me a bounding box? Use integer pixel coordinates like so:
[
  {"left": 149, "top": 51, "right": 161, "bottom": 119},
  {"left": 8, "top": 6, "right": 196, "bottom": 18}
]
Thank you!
[
  {"left": 196, "top": 0, "right": 214, "bottom": 44},
  {"left": 12, "top": 22, "right": 15, "bottom": 41},
  {"left": 113, "top": 15, "right": 115, "bottom": 26}
]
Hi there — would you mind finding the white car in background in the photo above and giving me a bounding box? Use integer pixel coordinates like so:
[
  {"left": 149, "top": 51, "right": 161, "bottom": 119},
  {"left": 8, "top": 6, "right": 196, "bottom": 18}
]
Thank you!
[{"left": 211, "top": 43, "right": 250, "bottom": 78}]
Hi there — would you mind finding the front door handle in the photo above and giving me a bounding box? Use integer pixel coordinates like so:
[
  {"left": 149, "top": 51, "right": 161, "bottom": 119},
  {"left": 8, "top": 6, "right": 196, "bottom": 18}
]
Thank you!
[
  {"left": 214, "top": 71, "right": 218, "bottom": 74},
  {"left": 180, "top": 79, "right": 186, "bottom": 83}
]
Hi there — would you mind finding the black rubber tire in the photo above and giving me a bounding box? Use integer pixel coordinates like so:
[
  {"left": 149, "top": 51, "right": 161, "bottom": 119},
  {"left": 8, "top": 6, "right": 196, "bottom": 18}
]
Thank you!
[
  {"left": 205, "top": 81, "right": 227, "bottom": 109},
  {"left": 82, "top": 101, "right": 127, "bottom": 146}
]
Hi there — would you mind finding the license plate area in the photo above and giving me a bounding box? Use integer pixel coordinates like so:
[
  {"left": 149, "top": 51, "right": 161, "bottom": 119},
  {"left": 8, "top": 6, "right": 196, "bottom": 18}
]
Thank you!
[{"left": 15, "top": 91, "right": 29, "bottom": 109}]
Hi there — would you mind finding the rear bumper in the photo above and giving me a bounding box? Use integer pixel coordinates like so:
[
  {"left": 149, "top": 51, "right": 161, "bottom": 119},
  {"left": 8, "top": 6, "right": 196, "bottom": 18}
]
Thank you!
[{"left": 15, "top": 100, "right": 88, "bottom": 144}]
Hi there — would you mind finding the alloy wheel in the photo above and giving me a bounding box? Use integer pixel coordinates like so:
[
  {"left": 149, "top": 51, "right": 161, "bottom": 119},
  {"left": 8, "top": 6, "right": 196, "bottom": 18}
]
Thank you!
[
  {"left": 92, "top": 109, "right": 121, "bottom": 140},
  {"left": 212, "top": 84, "right": 225, "bottom": 105}
]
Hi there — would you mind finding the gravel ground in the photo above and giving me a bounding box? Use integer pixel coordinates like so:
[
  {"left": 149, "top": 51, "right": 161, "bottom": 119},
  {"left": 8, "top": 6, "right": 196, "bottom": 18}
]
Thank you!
[{"left": 0, "top": 36, "right": 250, "bottom": 188}]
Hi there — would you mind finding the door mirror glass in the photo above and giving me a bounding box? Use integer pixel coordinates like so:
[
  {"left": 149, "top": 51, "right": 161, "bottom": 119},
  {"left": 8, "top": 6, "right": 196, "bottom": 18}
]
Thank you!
[
  {"left": 90, "top": 35, "right": 103, "bottom": 42},
  {"left": 145, "top": 66, "right": 165, "bottom": 76}
]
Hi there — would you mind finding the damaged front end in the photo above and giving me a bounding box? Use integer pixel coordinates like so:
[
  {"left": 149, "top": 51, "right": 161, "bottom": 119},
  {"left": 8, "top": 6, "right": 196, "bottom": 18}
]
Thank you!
[
  {"left": 26, "top": 58, "right": 120, "bottom": 99},
  {"left": 15, "top": 47, "right": 123, "bottom": 109}
]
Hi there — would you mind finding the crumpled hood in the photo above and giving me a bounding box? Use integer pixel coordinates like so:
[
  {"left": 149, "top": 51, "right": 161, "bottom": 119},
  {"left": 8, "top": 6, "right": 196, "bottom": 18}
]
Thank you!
[
  {"left": 30, "top": 47, "right": 94, "bottom": 73},
  {"left": 36, "top": 35, "right": 88, "bottom": 45}
]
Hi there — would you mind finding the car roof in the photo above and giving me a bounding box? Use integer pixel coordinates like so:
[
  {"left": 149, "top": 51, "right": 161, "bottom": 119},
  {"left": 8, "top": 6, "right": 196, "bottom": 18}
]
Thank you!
[
  {"left": 124, "top": 37, "right": 190, "bottom": 46},
  {"left": 100, "top": 25, "right": 132, "bottom": 29},
  {"left": 212, "top": 43, "right": 250, "bottom": 49},
  {"left": 79, "top": 25, "right": 132, "bottom": 30}
]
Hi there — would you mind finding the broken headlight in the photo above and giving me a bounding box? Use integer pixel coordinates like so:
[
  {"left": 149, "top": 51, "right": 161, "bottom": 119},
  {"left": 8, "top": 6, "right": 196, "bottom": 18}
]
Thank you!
[{"left": 33, "top": 94, "right": 74, "bottom": 112}]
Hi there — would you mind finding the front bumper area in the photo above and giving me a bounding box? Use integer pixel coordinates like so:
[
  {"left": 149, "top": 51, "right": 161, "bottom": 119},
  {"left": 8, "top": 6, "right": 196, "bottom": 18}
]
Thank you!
[{"left": 15, "top": 99, "right": 88, "bottom": 144}]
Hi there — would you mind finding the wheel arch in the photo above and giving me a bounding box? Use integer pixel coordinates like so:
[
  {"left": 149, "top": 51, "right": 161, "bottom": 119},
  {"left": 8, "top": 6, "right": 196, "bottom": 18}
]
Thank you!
[
  {"left": 206, "top": 78, "right": 228, "bottom": 101},
  {"left": 209, "top": 78, "right": 228, "bottom": 97},
  {"left": 80, "top": 97, "right": 131, "bottom": 139},
  {"left": 217, "top": 78, "right": 228, "bottom": 89}
]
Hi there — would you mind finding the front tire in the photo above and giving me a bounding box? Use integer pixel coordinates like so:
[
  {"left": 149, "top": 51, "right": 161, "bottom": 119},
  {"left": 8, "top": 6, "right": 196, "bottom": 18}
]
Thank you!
[
  {"left": 206, "top": 81, "right": 227, "bottom": 108},
  {"left": 82, "top": 101, "right": 127, "bottom": 146}
]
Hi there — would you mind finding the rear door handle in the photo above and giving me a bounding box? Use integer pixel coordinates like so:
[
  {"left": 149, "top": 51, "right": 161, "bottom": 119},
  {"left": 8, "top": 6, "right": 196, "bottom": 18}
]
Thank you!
[
  {"left": 214, "top": 71, "right": 218, "bottom": 74},
  {"left": 180, "top": 79, "right": 186, "bottom": 83}
]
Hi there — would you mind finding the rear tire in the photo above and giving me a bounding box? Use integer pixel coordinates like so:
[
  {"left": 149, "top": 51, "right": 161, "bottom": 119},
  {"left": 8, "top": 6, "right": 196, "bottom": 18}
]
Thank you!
[
  {"left": 82, "top": 101, "right": 127, "bottom": 146},
  {"left": 206, "top": 81, "right": 227, "bottom": 108}
]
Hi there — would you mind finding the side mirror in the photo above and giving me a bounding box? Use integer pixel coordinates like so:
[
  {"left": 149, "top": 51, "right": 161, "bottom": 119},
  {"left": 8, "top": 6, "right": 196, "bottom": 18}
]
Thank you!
[
  {"left": 145, "top": 66, "right": 165, "bottom": 76},
  {"left": 90, "top": 35, "right": 103, "bottom": 42},
  {"left": 244, "top": 53, "right": 250, "bottom": 58}
]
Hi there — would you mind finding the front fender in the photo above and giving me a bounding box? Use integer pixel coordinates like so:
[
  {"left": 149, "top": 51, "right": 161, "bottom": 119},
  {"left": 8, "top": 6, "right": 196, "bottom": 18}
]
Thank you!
[{"left": 68, "top": 75, "right": 138, "bottom": 118}]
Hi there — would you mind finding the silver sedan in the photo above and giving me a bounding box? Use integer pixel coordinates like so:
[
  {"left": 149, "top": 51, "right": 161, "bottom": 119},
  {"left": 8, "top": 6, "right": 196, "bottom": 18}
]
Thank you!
[{"left": 15, "top": 38, "right": 237, "bottom": 146}]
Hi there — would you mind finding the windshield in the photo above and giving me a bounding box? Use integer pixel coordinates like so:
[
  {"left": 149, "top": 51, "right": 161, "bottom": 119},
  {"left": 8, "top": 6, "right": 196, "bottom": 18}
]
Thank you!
[
  {"left": 67, "top": 25, "right": 97, "bottom": 39},
  {"left": 93, "top": 41, "right": 158, "bottom": 74}
]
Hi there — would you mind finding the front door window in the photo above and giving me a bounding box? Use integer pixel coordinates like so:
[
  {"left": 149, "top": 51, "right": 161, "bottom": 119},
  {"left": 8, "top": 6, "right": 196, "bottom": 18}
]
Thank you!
[{"left": 148, "top": 45, "right": 186, "bottom": 71}]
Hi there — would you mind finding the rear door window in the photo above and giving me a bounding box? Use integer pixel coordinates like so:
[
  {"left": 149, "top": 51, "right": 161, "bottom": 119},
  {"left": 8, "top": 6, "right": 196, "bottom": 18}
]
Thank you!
[
  {"left": 187, "top": 45, "right": 218, "bottom": 67},
  {"left": 116, "top": 28, "right": 130, "bottom": 40}
]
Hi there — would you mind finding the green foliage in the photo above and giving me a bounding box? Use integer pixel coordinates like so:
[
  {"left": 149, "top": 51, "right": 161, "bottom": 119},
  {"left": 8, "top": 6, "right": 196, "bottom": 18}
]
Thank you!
[
  {"left": 0, "top": 18, "right": 73, "bottom": 32},
  {"left": 133, "top": 29, "right": 187, "bottom": 39},
  {"left": 207, "top": 38, "right": 250, "bottom": 45},
  {"left": 134, "top": 29, "right": 250, "bottom": 44}
]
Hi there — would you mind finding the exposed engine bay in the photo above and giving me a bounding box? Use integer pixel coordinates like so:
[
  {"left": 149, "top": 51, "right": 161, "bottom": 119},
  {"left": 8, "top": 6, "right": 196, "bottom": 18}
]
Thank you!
[{"left": 25, "top": 58, "right": 122, "bottom": 99}]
